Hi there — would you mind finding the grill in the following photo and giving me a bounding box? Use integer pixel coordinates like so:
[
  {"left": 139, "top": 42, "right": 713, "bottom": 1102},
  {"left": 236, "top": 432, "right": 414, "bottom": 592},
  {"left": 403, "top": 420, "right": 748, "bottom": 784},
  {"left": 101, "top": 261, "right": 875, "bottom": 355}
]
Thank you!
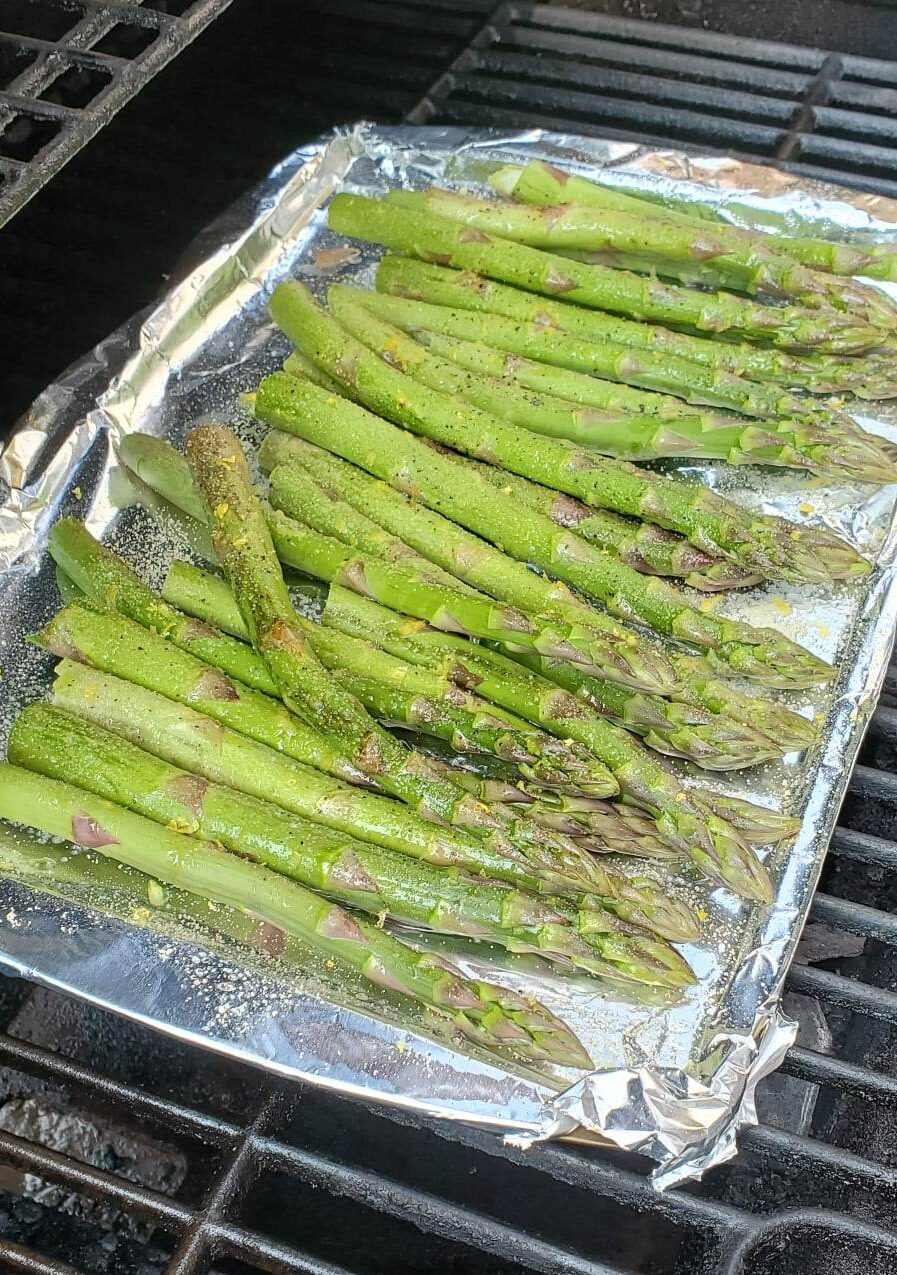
[
  {"left": 4, "top": 2, "right": 897, "bottom": 1272},
  {"left": 0, "top": 0, "right": 233, "bottom": 227}
]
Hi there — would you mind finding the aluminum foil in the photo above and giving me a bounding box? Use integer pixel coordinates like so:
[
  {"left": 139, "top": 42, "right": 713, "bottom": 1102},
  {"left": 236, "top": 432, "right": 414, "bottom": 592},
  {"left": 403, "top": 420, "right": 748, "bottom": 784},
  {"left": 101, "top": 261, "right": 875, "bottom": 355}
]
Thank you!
[{"left": 2, "top": 123, "right": 897, "bottom": 1189}]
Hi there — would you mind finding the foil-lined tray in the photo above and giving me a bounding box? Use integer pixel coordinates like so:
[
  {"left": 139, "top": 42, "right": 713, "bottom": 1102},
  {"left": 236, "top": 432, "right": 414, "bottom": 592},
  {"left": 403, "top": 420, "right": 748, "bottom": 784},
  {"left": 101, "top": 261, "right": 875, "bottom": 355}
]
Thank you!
[{"left": 2, "top": 123, "right": 897, "bottom": 1189}]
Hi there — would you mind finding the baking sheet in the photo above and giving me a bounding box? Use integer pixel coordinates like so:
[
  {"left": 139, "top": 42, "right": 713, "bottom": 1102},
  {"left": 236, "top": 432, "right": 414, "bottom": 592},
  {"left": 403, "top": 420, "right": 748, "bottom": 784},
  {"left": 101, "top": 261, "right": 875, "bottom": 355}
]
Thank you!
[{"left": 2, "top": 123, "right": 897, "bottom": 1188}]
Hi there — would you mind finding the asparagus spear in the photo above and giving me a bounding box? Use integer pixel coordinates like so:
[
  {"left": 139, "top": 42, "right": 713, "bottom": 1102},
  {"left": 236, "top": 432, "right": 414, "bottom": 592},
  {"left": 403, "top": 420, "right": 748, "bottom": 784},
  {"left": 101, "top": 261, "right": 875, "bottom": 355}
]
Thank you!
[
  {"left": 255, "top": 384, "right": 839, "bottom": 692},
  {"left": 418, "top": 731, "right": 799, "bottom": 848},
  {"left": 373, "top": 257, "right": 879, "bottom": 420},
  {"left": 262, "top": 458, "right": 673, "bottom": 691},
  {"left": 0, "top": 818, "right": 385, "bottom": 981},
  {"left": 0, "top": 760, "right": 587, "bottom": 1065},
  {"left": 60, "top": 538, "right": 566, "bottom": 790},
  {"left": 328, "top": 193, "right": 881, "bottom": 353},
  {"left": 187, "top": 424, "right": 610, "bottom": 872},
  {"left": 164, "top": 552, "right": 776, "bottom": 774},
  {"left": 482, "top": 793, "right": 686, "bottom": 859},
  {"left": 258, "top": 457, "right": 792, "bottom": 766},
  {"left": 264, "top": 448, "right": 675, "bottom": 691},
  {"left": 57, "top": 532, "right": 610, "bottom": 806},
  {"left": 330, "top": 284, "right": 897, "bottom": 484},
  {"left": 669, "top": 654, "right": 819, "bottom": 754},
  {"left": 35, "top": 603, "right": 604, "bottom": 896},
  {"left": 494, "top": 159, "right": 897, "bottom": 291},
  {"left": 462, "top": 456, "right": 759, "bottom": 592},
  {"left": 425, "top": 183, "right": 897, "bottom": 331},
  {"left": 429, "top": 749, "right": 796, "bottom": 851},
  {"left": 400, "top": 299, "right": 754, "bottom": 418},
  {"left": 125, "top": 424, "right": 712, "bottom": 619},
  {"left": 266, "top": 283, "right": 868, "bottom": 587},
  {"left": 529, "top": 791, "right": 797, "bottom": 850},
  {"left": 163, "top": 558, "right": 618, "bottom": 796},
  {"left": 413, "top": 320, "right": 897, "bottom": 473},
  {"left": 50, "top": 657, "right": 689, "bottom": 943},
  {"left": 406, "top": 323, "right": 893, "bottom": 483},
  {"left": 271, "top": 493, "right": 666, "bottom": 691},
  {"left": 12, "top": 703, "right": 692, "bottom": 988},
  {"left": 118, "top": 430, "right": 476, "bottom": 598},
  {"left": 48, "top": 517, "right": 280, "bottom": 694},
  {"left": 259, "top": 427, "right": 734, "bottom": 588},
  {"left": 51, "top": 657, "right": 602, "bottom": 895},
  {"left": 184, "top": 424, "right": 516, "bottom": 834},
  {"left": 265, "top": 429, "right": 830, "bottom": 691},
  {"left": 510, "top": 650, "right": 783, "bottom": 771},
  {"left": 695, "top": 792, "right": 801, "bottom": 846},
  {"left": 322, "top": 586, "right": 772, "bottom": 903}
]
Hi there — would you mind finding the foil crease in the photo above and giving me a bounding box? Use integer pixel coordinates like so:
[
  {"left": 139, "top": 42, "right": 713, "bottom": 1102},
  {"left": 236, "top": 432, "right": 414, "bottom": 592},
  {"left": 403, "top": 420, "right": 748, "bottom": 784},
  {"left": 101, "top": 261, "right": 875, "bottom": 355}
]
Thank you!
[{"left": 1, "top": 123, "right": 896, "bottom": 1188}]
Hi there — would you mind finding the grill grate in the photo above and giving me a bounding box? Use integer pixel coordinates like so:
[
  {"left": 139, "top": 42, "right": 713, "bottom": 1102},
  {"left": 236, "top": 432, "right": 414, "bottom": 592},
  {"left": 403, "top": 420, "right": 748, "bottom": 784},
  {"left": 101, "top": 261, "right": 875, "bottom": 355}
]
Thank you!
[
  {"left": 0, "top": 0, "right": 233, "bottom": 227},
  {"left": 5, "top": 2, "right": 897, "bottom": 1273},
  {"left": 411, "top": 3, "right": 897, "bottom": 197}
]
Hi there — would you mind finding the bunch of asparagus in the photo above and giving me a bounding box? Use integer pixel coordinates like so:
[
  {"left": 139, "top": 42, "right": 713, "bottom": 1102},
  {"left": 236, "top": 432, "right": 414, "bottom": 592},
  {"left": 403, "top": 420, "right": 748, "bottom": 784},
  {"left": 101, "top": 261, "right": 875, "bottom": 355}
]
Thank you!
[
  {"left": 5, "top": 159, "right": 885, "bottom": 1071},
  {"left": 7, "top": 427, "right": 735, "bottom": 1072},
  {"left": 109, "top": 423, "right": 794, "bottom": 890}
]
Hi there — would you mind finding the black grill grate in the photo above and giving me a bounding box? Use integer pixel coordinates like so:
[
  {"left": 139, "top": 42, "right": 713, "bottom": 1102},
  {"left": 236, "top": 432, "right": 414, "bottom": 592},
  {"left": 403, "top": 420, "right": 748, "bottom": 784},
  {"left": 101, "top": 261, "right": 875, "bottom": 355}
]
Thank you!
[
  {"left": 412, "top": 3, "right": 897, "bottom": 197},
  {"left": 5, "top": 2, "right": 897, "bottom": 1273},
  {"left": 0, "top": 0, "right": 233, "bottom": 227}
]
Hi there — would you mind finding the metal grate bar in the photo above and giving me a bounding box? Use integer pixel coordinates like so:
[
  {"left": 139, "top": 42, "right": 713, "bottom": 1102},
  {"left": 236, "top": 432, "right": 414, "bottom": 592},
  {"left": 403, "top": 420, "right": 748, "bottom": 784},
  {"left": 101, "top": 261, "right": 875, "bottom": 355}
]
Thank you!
[
  {"left": 847, "top": 762, "right": 897, "bottom": 804},
  {"left": 0, "top": 1241, "right": 84, "bottom": 1275},
  {"left": 0, "top": 1127, "right": 194, "bottom": 1226},
  {"left": 0, "top": 31, "right": 126, "bottom": 72},
  {"left": 0, "top": 93, "right": 78, "bottom": 122},
  {"left": 252, "top": 1134, "right": 622, "bottom": 1275},
  {"left": 787, "top": 963, "right": 897, "bottom": 1023},
  {"left": 782, "top": 1045, "right": 897, "bottom": 1103},
  {"left": 828, "top": 825, "right": 897, "bottom": 870},
  {"left": 810, "top": 892, "right": 897, "bottom": 943},
  {"left": 740, "top": 1123, "right": 897, "bottom": 1189},
  {"left": 0, "top": 1030, "right": 242, "bottom": 1145}
]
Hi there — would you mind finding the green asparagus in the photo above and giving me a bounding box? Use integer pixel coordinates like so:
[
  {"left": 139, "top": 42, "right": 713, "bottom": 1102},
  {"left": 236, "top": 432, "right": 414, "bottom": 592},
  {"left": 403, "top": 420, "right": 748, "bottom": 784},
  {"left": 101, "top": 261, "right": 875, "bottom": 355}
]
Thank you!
[
  {"left": 327, "top": 193, "right": 882, "bottom": 352},
  {"left": 50, "top": 654, "right": 690, "bottom": 941},
  {"left": 510, "top": 650, "right": 784, "bottom": 770},
  {"left": 256, "top": 453, "right": 797, "bottom": 766},
  {"left": 0, "top": 819, "right": 386, "bottom": 979},
  {"left": 162, "top": 559, "right": 619, "bottom": 796},
  {"left": 185, "top": 423, "right": 565, "bottom": 853},
  {"left": 263, "top": 443, "right": 676, "bottom": 692},
  {"left": 397, "top": 184, "right": 897, "bottom": 336},
  {"left": 263, "top": 459, "right": 676, "bottom": 690},
  {"left": 0, "top": 760, "right": 588, "bottom": 1065},
  {"left": 11, "top": 703, "right": 692, "bottom": 988},
  {"left": 330, "top": 283, "right": 897, "bottom": 484},
  {"left": 669, "top": 654, "right": 819, "bottom": 754},
  {"left": 35, "top": 603, "right": 606, "bottom": 896},
  {"left": 48, "top": 517, "right": 278, "bottom": 694},
  {"left": 51, "top": 657, "right": 606, "bottom": 895},
  {"left": 322, "top": 585, "right": 773, "bottom": 903},
  {"left": 165, "top": 552, "right": 778, "bottom": 774},
  {"left": 373, "top": 257, "right": 879, "bottom": 420},
  {"left": 268, "top": 282, "right": 867, "bottom": 587},
  {"left": 255, "top": 380, "right": 839, "bottom": 690},
  {"left": 264, "top": 420, "right": 831, "bottom": 690},
  {"left": 692, "top": 791, "right": 801, "bottom": 845},
  {"left": 259, "top": 427, "right": 730, "bottom": 588},
  {"left": 494, "top": 159, "right": 897, "bottom": 289},
  {"left": 461, "top": 456, "right": 760, "bottom": 592}
]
